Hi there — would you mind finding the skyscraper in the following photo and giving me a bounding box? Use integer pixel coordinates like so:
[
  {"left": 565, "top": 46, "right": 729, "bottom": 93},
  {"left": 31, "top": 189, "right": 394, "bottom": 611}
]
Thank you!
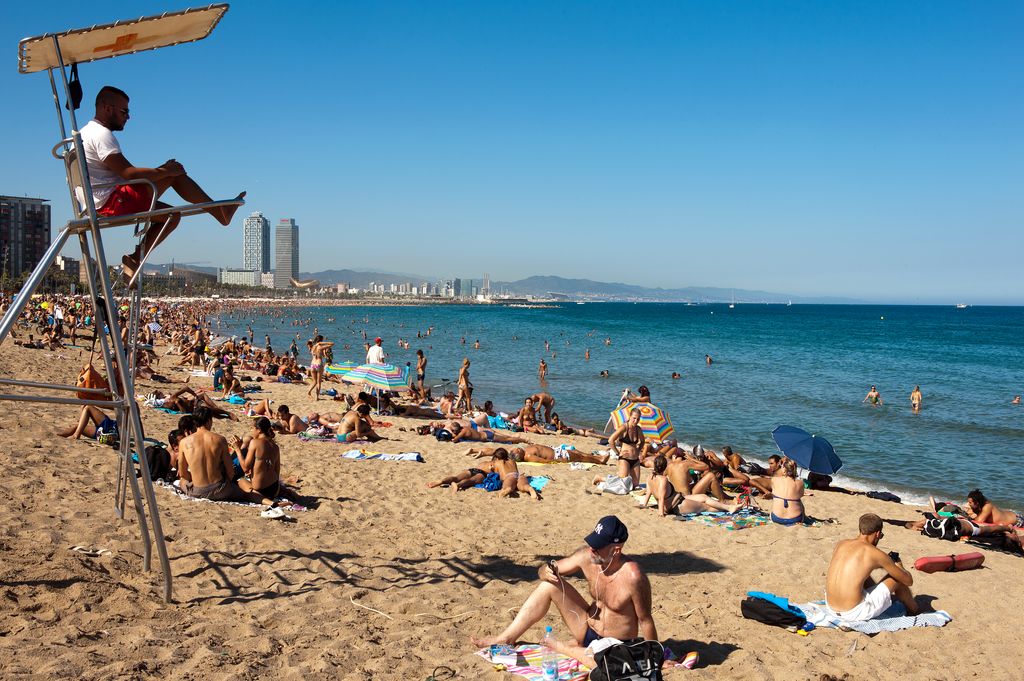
[
  {"left": 242, "top": 211, "right": 270, "bottom": 273},
  {"left": 0, "top": 195, "right": 51, "bottom": 278},
  {"left": 274, "top": 218, "right": 299, "bottom": 289}
]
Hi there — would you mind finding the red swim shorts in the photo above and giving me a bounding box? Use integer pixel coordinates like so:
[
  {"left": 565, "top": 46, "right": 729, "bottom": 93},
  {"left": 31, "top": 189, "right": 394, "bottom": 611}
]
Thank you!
[{"left": 97, "top": 184, "right": 153, "bottom": 217}]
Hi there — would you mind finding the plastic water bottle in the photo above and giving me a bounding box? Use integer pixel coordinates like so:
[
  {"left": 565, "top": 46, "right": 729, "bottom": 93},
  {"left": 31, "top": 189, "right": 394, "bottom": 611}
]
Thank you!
[{"left": 541, "top": 626, "right": 559, "bottom": 681}]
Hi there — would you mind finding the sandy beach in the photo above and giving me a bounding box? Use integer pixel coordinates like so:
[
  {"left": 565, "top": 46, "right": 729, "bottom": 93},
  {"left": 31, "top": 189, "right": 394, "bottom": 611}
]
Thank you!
[{"left": 1, "top": 339, "right": 1022, "bottom": 681}]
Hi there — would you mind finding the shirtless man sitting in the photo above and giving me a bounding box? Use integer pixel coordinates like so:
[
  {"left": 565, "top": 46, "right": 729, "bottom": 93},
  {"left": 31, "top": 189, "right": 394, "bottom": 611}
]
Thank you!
[
  {"left": 273, "top": 405, "right": 308, "bottom": 435},
  {"left": 335, "top": 404, "right": 384, "bottom": 442},
  {"left": 825, "top": 513, "right": 917, "bottom": 620},
  {"left": 470, "top": 515, "right": 656, "bottom": 666},
  {"left": 177, "top": 407, "right": 268, "bottom": 504}
]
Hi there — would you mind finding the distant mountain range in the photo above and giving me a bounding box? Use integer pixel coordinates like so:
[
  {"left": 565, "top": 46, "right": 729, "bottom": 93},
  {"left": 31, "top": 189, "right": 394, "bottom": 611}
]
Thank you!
[
  {"left": 296, "top": 269, "right": 860, "bottom": 304},
  {"left": 145, "top": 263, "right": 857, "bottom": 303}
]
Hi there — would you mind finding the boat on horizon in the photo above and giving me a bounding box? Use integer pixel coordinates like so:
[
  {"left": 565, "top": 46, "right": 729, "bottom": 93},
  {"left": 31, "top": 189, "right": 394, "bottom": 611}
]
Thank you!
[{"left": 955, "top": 303, "right": 969, "bottom": 309}]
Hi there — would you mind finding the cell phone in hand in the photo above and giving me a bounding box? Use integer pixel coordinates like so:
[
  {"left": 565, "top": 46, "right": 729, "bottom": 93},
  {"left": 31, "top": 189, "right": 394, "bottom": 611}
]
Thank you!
[{"left": 888, "top": 551, "right": 901, "bottom": 562}]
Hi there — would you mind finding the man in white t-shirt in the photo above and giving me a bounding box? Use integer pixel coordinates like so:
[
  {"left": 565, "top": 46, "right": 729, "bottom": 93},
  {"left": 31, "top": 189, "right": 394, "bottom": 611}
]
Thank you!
[
  {"left": 366, "top": 337, "right": 386, "bottom": 364},
  {"left": 78, "top": 86, "right": 246, "bottom": 277}
]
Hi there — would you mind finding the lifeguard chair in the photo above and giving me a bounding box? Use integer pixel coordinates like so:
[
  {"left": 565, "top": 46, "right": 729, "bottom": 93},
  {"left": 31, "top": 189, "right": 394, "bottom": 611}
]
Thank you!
[{"left": 0, "top": 4, "right": 243, "bottom": 602}]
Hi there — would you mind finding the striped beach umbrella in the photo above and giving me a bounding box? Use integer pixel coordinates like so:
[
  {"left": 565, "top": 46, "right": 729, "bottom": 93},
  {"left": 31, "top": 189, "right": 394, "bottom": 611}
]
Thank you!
[
  {"left": 609, "top": 402, "right": 675, "bottom": 442},
  {"left": 344, "top": 363, "right": 410, "bottom": 391},
  {"left": 325, "top": 361, "right": 358, "bottom": 376}
]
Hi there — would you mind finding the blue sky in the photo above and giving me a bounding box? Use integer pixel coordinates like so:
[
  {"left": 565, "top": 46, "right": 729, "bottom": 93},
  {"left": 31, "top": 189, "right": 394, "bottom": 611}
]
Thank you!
[{"left": 2, "top": 1, "right": 1022, "bottom": 303}]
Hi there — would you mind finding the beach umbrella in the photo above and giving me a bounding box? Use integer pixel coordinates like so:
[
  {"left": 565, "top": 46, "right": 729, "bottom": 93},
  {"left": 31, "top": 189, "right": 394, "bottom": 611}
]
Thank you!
[
  {"left": 344, "top": 362, "right": 410, "bottom": 391},
  {"left": 325, "top": 361, "right": 358, "bottom": 376},
  {"left": 770, "top": 425, "right": 843, "bottom": 475},
  {"left": 609, "top": 402, "right": 675, "bottom": 442}
]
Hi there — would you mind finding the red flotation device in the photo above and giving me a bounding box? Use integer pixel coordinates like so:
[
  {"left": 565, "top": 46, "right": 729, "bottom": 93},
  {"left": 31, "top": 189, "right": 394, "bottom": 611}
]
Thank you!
[{"left": 914, "top": 552, "right": 985, "bottom": 573}]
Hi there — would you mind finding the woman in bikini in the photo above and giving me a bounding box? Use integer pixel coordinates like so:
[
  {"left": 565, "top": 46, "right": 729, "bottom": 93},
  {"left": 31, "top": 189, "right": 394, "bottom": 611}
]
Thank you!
[
  {"left": 516, "top": 397, "right": 546, "bottom": 434},
  {"left": 610, "top": 407, "right": 645, "bottom": 488},
  {"left": 770, "top": 458, "right": 805, "bottom": 526},
  {"left": 306, "top": 335, "right": 334, "bottom": 401}
]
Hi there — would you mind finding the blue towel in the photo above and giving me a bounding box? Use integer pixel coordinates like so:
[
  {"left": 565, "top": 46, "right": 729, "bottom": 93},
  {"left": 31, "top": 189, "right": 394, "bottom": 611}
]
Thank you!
[
  {"left": 528, "top": 476, "right": 550, "bottom": 492},
  {"left": 747, "top": 591, "right": 807, "bottom": 620},
  {"left": 475, "top": 472, "right": 502, "bottom": 492},
  {"left": 487, "top": 415, "right": 511, "bottom": 430},
  {"left": 224, "top": 394, "right": 246, "bottom": 405}
]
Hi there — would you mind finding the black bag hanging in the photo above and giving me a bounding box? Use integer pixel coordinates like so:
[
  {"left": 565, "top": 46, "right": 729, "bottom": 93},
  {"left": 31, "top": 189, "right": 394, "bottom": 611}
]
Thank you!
[
  {"left": 65, "top": 63, "right": 83, "bottom": 111},
  {"left": 588, "top": 638, "right": 664, "bottom": 681}
]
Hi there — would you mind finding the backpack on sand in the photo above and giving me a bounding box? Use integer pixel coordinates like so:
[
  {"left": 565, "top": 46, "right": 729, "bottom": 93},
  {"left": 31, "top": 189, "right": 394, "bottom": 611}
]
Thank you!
[
  {"left": 588, "top": 638, "right": 664, "bottom": 681},
  {"left": 143, "top": 445, "right": 172, "bottom": 483},
  {"left": 740, "top": 596, "right": 807, "bottom": 629}
]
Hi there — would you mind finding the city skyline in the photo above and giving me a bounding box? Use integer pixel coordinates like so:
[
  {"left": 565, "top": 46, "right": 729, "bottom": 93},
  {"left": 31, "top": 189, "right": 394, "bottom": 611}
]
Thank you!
[{"left": 1, "top": 3, "right": 1022, "bottom": 303}]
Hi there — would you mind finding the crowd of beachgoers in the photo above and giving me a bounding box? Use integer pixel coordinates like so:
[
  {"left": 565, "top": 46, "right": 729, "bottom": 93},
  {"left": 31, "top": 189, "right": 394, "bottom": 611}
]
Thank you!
[{"left": 2, "top": 292, "right": 1023, "bottom": 675}]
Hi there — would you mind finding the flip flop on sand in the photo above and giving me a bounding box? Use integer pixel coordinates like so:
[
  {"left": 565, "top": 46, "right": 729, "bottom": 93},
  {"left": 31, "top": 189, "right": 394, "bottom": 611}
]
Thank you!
[{"left": 70, "top": 545, "right": 112, "bottom": 557}]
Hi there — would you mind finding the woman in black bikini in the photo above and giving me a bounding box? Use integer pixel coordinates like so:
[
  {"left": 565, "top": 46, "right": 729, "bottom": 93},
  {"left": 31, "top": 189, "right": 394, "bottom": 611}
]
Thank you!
[{"left": 610, "top": 408, "right": 645, "bottom": 487}]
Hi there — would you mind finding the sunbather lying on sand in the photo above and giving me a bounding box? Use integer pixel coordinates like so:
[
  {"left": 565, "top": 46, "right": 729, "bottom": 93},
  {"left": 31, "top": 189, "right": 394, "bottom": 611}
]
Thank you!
[
  {"left": 57, "top": 405, "right": 118, "bottom": 440},
  {"left": 427, "top": 464, "right": 492, "bottom": 492},
  {"left": 491, "top": 448, "right": 539, "bottom": 500},
  {"left": 451, "top": 422, "right": 528, "bottom": 444}
]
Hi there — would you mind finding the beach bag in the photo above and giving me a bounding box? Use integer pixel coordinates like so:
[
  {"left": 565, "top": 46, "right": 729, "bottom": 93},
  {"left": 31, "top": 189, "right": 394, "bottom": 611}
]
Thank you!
[
  {"left": 435, "top": 429, "right": 453, "bottom": 442},
  {"left": 922, "top": 517, "right": 963, "bottom": 541},
  {"left": 740, "top": 596, "right": 807, "bottom": 629},
  {"left": 589, "top": 638, "right": 664, "bottom": 681},
  {"left": 866, "top": 491, "right": 901, "bottom": 503},
  {"left": 76, "top": 363, "right": 111, "bottom": 401},
  {"left": 738, "top": 462, "right": 767, "bottom": 476},
  {"left": 143, "top": 445, "right": 172, "bottom": 482}
]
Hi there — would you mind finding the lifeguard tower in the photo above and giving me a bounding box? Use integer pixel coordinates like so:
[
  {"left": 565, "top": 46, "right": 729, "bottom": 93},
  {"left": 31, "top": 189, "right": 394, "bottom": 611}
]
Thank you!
[{"left": 0, "top": 4, "right": 243, "bottom": 602}]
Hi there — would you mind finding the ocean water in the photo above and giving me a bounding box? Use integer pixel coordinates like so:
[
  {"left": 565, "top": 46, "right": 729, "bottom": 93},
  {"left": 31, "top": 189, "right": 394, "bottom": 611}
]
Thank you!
[{"left": 220, "top": 303, "right": 1024, "bottom": 508}]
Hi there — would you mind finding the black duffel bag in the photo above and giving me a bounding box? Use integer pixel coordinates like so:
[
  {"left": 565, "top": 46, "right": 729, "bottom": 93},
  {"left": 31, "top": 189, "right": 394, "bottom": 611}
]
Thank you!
[{"left": 589, "top": 638, "right": 664, "bottom": 681}]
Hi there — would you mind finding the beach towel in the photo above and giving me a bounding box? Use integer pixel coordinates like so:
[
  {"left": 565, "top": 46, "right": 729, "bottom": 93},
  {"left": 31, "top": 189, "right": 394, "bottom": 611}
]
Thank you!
[
  {"left": 476, "top": 472, "right": 502, "bottom": 491},
  {"left": 487, "top": 414, "right": 512, "bottom": 430},
  {"left": 795, "top": 601, "right": 952, "bottom": 634},
  {"left": 674, "top": 507, "right": 770, "bottom": 531},
  {"left": 476, "top": 644, "right": 588, "bottom": 681},
  {"left": 298, "top": 430, "right": 336, "bottom": 443},
  {"left": 339, "top": 449, "right": 424, "bottom": 462},
  {"left": 473, "top": 474, "right": 550, "bottom": 492},
  {"left": 222, "top": 394, "right": 247, "bottom": 405},
  {"left": 154, "top": 479, "right": 307, "bottom": 512},
  {"left": 153, "top": 406, "right": 185, "bottom": 415},
  {"left": 528, "top": 476, "right": 550, "bottom": 492}
]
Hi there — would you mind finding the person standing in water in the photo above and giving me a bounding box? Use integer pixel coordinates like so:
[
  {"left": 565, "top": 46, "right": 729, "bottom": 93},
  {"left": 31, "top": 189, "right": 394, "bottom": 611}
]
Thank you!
[
  {"left": 910, "top": 386, "right": 923, "bottom": 412},
  {"left": 863, "top": 385, "right": 883, "bottom": 406}
]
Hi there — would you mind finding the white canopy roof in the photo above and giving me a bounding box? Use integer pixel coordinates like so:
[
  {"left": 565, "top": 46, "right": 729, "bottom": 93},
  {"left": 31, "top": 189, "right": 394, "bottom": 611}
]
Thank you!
[{"left": 18, "top": 4, "right": 228, "bottom": 74}]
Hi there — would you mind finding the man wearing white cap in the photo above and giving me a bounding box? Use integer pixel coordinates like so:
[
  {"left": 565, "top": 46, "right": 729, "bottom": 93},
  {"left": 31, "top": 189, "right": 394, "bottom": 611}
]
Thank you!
[
  {"left": 470, "top": 515, "right": 657, "bottom": 651},
  {"left": 366, "top": 337, "right": 386, "bottom": 364}
]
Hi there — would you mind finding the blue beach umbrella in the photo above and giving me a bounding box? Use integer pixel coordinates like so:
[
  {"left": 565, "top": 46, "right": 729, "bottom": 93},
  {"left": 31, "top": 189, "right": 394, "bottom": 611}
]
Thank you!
[{"left": 770, "top": 425, "right": 843, "bottom": 475}]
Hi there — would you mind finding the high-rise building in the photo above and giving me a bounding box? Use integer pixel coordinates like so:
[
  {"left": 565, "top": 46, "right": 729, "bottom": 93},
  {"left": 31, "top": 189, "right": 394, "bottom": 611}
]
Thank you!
[
  {"left": 0, "top": 195, "right": 51, "bottom": 278},
  {"left": 274, "top": 218, "right": 299, "bottom": 289},
  {"left": 242, "top": 211, "right": 271, "bottom": 273}
]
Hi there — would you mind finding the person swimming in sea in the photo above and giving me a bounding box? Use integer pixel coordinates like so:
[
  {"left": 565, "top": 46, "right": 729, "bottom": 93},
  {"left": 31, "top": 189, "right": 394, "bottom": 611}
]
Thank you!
[{"left": 863, "top": 385, "right": 883, "bottom": 406}]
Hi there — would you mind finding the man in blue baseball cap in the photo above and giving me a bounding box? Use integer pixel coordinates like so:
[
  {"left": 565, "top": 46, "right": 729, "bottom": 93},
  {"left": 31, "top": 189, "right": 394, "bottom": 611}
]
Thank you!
[{"left": 471, "top": 515, "right": 657, "bottom": 653}]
